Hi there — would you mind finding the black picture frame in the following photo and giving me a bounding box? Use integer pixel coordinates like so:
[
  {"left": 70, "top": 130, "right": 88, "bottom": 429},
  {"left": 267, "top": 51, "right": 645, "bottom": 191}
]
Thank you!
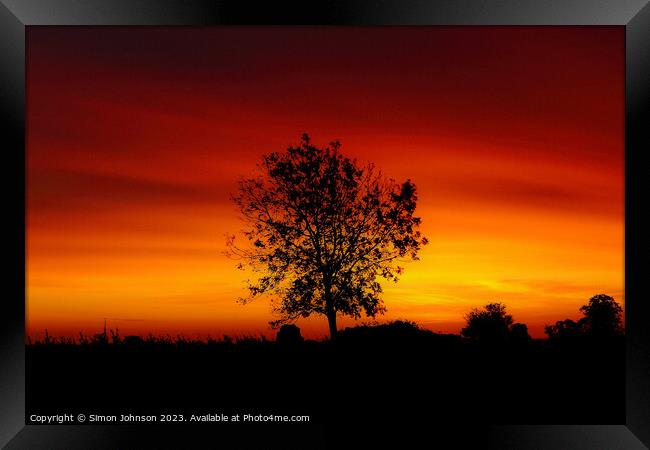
[{"left": 1, "top": 1, "right": 648, "bottom": 448}]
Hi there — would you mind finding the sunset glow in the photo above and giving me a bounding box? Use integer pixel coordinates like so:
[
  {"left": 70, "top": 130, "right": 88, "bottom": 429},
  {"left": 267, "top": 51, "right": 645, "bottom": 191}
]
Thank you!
[{"left": 27, "top": 26, "right": 624, "bottom": 339}]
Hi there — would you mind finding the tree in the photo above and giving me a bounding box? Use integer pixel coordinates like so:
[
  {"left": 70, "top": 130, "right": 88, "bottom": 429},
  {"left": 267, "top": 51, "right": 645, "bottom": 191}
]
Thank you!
[
  {"left": 544, "top": 294, "right": 624, "bottom": 340},
  {"left": 579, "top": 294, "right": 623, "bottom": 337},
  {"left": 228, "top": 134, "right": 427, "bottom": 340},
  {"left": 461, "top": 303, "right": 513, "bottom": 343}
]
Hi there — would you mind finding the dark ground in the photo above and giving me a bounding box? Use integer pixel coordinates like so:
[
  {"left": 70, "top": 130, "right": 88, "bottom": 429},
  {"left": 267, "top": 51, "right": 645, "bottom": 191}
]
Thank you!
[{"left": 25, "top": 326, "right": 624, "bottom": 426}]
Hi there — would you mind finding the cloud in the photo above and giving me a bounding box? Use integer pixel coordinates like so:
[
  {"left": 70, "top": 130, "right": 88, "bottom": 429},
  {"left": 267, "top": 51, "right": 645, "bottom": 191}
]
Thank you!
[
  {"left": 28, "top": 167, "right": 234, "bottom": 214},
  {"left": 423, "top": 170, "right": 622, "bottom": 218}
]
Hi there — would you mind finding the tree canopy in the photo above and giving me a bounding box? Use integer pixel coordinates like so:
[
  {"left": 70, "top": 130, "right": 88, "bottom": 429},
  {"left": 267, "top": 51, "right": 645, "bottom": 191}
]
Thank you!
[
  {"left": 579, "top": 294, "right": 624, "bottom": 337},
  {"left": 461, "top": 302, "right": 514, "bottom": 343},
  {"left": 228, "top": 134, "right": 427, "bottom": 339},
  {"left": 545, "top": 294, "right": 623, "bottom": 339}
]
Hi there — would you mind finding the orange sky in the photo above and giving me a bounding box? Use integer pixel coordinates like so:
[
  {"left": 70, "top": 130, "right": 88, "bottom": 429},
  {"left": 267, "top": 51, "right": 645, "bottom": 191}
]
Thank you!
[{"left": 26, "top": 26, "right": 624, "bottom": 339}]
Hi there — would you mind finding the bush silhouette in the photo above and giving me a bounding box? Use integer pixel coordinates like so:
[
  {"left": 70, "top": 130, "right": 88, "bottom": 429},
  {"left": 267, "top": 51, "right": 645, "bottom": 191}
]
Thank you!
[
  {"left": 545, "top": 319, "right": 584, "bottom": 340},
  {"left": 276, "top": 324, "right": 304, "bottom": 345},
  {"left": 509, "top": 323, "right": 532, "bottom": 345},
  {"left": 461, "top": 303, "right": 513, "bottom": 344},
  {"left": 336, "top": 320, "right": 441, "bottom": 346}
]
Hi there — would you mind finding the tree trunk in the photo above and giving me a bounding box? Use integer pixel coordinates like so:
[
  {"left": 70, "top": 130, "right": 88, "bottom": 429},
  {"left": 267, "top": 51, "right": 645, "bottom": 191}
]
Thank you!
[
  {"left": 324, "top": 280, "right": 337, "bottom": 340},
  {"left": 327, "top": 309, "right": 337, "bottom": 341}
]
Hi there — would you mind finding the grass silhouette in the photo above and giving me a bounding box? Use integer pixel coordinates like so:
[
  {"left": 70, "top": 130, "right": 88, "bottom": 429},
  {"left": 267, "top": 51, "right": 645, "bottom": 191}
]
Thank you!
[{"left": 26, "top": 319, "right": 624, "bottom": 425}]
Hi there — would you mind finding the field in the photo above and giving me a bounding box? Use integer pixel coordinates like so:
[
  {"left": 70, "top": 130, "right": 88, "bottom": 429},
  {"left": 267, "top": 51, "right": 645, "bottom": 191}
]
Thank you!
[{"left": 26, "top": 322, "right": 624, "bottom": 425}]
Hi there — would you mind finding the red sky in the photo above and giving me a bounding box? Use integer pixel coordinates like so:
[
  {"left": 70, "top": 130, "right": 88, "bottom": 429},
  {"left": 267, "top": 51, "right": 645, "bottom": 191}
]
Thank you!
[{"left": 26, "top": 26, "right": 624, "bottom": 339}]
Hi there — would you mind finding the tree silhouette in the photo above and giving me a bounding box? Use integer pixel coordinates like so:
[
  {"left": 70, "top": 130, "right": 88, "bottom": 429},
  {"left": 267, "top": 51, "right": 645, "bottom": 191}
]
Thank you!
[
  {"left": 579, "top": 294, "right": 623, "bottom": 337},
  {"left": 228, "top": 134, "right": 427, "bottom": 339},
  {"left": 461, "top": 303, "right": 513, "bottom": 344},
  {"left": 545, "top": 294, "right": 623, "bottom": 340}
]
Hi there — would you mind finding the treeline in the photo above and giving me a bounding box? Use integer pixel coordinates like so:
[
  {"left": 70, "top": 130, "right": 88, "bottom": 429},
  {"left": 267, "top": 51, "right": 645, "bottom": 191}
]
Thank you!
[
  {"left": 27, "top": 293, "right": 623, "bottom": 347},
  {"left": 460, "top": 293, "right": 624, "bottom": 345}
]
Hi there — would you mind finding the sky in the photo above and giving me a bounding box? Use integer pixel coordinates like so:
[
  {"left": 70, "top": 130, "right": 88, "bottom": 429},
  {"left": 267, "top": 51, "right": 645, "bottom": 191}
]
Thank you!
[{"left": 26, "top": 26, "right": 624, "bottom": 339}]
